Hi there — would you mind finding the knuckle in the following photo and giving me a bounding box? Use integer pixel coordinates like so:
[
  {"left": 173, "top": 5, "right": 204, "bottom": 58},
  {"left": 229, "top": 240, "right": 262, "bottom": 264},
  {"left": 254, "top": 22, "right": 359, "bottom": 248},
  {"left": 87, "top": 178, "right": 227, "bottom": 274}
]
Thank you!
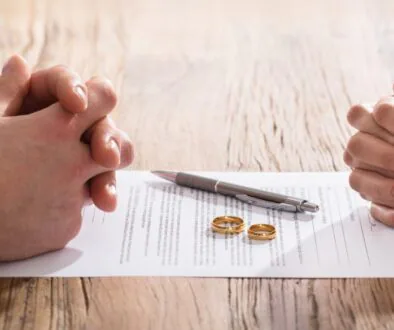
[
  {"left": 373, "top": 101, "right": 392, "bottom": 126},
  {"left": 372, "top": 206, "right": 394, "bottom": 227},
  {"left": 347, "top": 104, "right": 363, "bottom": 126},
  {"left": 386, "top": 213, "right": 394, "bottom": 226},
  {"left": 57, "top": 69, "right": 82, "bottom": 87},
  {"left": 386, "top": 215, "right": 394, "bottom": 227},
  {"left": 90, "top": 77, "right": 117, "bottom": 107},
  {"left": 346, "top": 134, "right": 363, "bottom": 157},
  {"left": 120, "top": 132, "right": 134, "bottom": 167},
  {"left": 52, "top": 64, "right": 70, "bottom": 74},
  {"left": 101, "top": 81, "right": 117, "bottom": 107},
  {"left": 373, "top": 179, "right": 394, "bottom": 202},
  {"left": 349, "top": 172, "right": 361, "bottom": 192},
  {"left": 379, "top": 152, "right": 394, "bottom": 170},
  {"left": 124, "top": 141, "right": 134, "bottom": 166},
  {"left": 343, "top": 151, "right": 353, "bottom": 167},
  {"left": 373, "top": 182, "right": 384, "bottom": 199},
  {"left": 51, "top": 65, "right": 83, "bottom": 87}
]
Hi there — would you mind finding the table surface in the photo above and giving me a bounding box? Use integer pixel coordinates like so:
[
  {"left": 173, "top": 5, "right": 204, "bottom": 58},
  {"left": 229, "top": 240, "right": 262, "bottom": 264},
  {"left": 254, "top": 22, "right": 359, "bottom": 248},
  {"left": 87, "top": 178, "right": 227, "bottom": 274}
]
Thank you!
[{"left": 1, "top": 0, "right": 394, "bottom": 329}]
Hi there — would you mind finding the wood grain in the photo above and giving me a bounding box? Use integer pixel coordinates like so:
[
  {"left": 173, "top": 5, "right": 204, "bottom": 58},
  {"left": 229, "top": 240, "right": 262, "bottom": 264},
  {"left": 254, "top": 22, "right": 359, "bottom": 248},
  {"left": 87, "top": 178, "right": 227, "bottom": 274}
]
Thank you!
[{"left": 1, "top": 0, "right": 394, "bottom": 329}]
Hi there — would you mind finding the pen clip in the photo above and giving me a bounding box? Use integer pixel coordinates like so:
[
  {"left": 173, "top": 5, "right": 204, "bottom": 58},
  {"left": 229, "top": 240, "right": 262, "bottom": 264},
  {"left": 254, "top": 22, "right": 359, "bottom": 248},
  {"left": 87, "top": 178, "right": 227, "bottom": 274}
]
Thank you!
[{"left": 235, "top": 194, "right": 298, "bottom": 212}]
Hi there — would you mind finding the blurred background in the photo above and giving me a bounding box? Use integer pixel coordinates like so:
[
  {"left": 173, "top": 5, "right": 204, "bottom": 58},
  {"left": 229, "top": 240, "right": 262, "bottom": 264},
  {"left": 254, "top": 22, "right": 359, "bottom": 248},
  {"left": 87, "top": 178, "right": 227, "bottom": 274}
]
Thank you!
[{"left": 1, "top": 0, "right": 393, "bottom": 172}]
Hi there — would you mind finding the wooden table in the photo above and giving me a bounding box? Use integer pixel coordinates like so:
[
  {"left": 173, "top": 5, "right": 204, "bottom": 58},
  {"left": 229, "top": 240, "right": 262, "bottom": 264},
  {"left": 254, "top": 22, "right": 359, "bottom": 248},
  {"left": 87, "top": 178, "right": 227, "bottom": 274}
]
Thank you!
[{"left": 1, "top": 0, "right": 394, "bottom": 328}]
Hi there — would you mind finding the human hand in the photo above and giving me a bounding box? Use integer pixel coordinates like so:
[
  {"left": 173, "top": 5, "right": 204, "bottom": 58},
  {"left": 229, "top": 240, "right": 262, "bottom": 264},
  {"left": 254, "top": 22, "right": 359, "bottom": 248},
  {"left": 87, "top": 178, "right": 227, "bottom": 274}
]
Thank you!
[
  {"left": 0, "top": 78, "right": 121, "bottom": 261},
  {"left": 0, "top": 55, "right": 133, "bottom": 211},
  {"left": 344, "top": 95, "right": 394, "bottom": 226}
]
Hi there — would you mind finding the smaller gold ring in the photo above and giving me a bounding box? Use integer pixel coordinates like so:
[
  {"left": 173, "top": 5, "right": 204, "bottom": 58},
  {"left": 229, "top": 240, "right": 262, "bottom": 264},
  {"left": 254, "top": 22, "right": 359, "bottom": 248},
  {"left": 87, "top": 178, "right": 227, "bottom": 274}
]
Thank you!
[
  {"left": 211, "top": 216, "right": 245, "bottom": 234},
  {"left": 248, "top": 224, "right": 276, "bottom": 240}
]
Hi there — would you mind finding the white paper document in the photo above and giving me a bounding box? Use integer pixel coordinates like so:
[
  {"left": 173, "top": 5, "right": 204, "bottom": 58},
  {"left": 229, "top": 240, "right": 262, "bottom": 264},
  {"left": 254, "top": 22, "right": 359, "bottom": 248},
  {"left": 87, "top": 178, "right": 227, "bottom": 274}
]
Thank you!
[{"left": 1, "top": 170, "right": 393, "bottom": 278}]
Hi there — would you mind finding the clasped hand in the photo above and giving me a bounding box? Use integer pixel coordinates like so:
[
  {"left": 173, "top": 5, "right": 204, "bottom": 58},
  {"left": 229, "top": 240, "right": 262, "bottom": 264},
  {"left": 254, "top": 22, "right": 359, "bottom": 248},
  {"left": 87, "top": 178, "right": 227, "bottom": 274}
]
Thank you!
[
  {"left": 0, "top": 55, "right": 133, "bottom": 261},
  {"left": 345, "top": 89, "right": 394, "bottom": 227}
]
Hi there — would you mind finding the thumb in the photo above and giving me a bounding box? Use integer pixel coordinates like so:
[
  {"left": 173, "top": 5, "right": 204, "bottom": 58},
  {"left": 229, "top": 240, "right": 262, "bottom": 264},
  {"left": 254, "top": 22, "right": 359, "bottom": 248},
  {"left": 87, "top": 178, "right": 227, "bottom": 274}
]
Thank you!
[{"left": 0, "top": 54, "right": 31, "bottom": 116}]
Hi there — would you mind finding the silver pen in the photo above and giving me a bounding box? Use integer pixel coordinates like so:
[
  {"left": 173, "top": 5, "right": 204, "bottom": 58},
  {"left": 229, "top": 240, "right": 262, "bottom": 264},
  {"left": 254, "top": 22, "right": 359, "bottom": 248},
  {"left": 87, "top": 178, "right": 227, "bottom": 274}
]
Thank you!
[{"left": 151, "top": 170, "right": 319, "bottom": 213}]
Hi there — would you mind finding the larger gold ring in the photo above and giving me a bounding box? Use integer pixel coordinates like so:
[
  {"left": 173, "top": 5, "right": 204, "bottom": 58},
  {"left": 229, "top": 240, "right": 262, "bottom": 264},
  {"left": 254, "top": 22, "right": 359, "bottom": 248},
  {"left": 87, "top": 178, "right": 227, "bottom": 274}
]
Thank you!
[
  {"left": 211, "top": 216, "right": 245, "bottom": 234},
  {"left": 248, "top": 224, "right": 276, "bottom": 240}
]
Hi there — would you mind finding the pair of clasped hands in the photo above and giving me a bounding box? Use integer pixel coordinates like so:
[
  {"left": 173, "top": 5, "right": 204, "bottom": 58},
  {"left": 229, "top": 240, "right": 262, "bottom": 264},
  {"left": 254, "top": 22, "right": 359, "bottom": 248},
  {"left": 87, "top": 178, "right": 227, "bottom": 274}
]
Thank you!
[{"left": 1, "top": 54, "right": 394, "bottom": 263}]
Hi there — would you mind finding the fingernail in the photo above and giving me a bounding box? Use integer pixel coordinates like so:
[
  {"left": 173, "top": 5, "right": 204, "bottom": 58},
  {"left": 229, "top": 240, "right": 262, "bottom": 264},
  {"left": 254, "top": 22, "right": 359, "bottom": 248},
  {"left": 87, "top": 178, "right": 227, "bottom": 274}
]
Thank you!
[
  {"left": 106, "top": 183, "right": 116, "bottom": 196},
  {"left": 73, "top": 85, "right": 88, "bottom": 110}
]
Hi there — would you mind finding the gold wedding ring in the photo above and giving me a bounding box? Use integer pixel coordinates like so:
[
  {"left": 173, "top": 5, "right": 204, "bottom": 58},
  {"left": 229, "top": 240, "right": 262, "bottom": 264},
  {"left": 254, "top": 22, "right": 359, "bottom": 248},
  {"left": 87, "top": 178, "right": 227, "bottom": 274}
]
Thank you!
[
  {"left": 211, "top": 216, "right": 245, "bottom": 234},
  {"left": 248, "top": 224, "right": 276, "bottom": 240}
]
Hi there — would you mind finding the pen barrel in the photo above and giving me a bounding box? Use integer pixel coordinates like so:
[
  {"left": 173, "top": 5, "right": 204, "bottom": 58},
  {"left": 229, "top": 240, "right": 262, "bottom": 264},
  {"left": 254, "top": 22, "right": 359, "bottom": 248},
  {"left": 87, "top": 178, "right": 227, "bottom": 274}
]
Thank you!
[
  {"left": 175, "top": 173, "right": 309, "bottom": 210},
  {"left": 176, "top": 172, "right": 217, "bottom": 192},
  {"left": 217, "top": 182, "right": 292, "bottom": 203}
]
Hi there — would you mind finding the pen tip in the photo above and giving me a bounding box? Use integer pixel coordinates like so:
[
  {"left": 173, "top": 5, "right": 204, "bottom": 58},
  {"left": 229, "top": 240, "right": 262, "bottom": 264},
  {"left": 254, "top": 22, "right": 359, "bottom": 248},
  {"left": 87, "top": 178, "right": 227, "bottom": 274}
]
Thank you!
[
  {"left": 151, "top": 170, "right": 177, "bottom": 183},
  {"left": 151, "top": 170, "right": 174, "bottom": 174},
  {"left": 301, "top": 202, "right": 319, "bottom": 213}
]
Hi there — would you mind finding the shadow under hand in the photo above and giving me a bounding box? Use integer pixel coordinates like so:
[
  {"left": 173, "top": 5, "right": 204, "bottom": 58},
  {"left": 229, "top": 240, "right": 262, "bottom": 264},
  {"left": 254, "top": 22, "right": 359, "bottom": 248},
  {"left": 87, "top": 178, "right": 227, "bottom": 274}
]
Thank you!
[
  {"left": 0, "top": 247, "right": 83, "bottom": 277},
  {"left": 265, "top": 205, "right": 394, "bottom": 277},
  {"left": 282, "top": 206, "right": 394, "bottom": 328}
]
